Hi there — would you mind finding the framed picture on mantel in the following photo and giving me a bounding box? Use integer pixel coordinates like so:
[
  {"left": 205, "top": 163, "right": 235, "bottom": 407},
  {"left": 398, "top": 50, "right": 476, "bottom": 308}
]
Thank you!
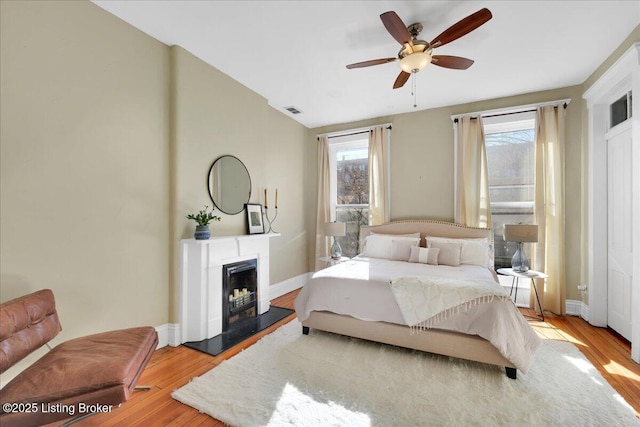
[{"left": 245, "top": 203, "right": 264, "bottom": 234}]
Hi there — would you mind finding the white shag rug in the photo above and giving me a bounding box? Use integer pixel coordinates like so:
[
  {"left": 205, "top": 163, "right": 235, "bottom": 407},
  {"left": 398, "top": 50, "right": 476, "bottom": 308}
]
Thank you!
[{"left": 172, "top": 320, "right": 639, "bottom": 427}]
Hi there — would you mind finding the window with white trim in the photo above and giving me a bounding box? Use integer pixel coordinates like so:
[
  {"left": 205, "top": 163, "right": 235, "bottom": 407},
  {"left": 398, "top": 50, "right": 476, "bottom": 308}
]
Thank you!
[
  {"left": 610, "top": 90, "right": 632, "bottom": 129},
  {"left": 484, "top": 111, "right": 536, "bottom": 269},
  {"left": 329, "top": 133, "right": 369, "bottom": 257}
]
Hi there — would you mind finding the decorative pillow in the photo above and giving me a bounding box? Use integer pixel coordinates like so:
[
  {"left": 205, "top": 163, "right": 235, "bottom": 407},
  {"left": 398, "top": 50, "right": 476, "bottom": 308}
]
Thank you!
[
  {"left": 429, "top": 241, "right": 462, "bottom": 266},
  {"left": 408, "top": 246, "right": 439, "bottom": 265},
  {"left": 362, "top": 235, "right": 420, "bottom": 259},
  {"left": 426, "top": 236, "right": 491, "bottom": 267},
  {"left": 389, "top": 240, "right": 419, "bottom": 261}
]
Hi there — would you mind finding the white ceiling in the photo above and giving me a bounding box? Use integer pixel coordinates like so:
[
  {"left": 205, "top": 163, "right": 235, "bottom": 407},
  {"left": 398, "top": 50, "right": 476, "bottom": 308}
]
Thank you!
[{"left": 92, "top": 1, "right": 639, "bottom": 128}]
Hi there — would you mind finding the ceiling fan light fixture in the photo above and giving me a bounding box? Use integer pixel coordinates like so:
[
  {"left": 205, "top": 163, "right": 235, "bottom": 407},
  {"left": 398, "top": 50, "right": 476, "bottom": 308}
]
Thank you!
[
  {"left": 399, "top": 52, "right": 431, "bottom": 73},
  {"left": 346, "top": 9, "right": 491, "bottom": 89}
]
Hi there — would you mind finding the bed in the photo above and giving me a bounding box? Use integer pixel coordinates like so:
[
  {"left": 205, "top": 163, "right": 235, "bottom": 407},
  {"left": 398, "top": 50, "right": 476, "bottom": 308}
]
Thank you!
[{"left": 294, "top": 220, "right": 543, "bottom": 379}]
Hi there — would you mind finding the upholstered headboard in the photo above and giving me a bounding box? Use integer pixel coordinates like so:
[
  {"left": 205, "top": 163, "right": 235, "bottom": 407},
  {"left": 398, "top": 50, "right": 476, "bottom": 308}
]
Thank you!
[{"left": 359, "top": 220, "right": 494, "bottom": 265}]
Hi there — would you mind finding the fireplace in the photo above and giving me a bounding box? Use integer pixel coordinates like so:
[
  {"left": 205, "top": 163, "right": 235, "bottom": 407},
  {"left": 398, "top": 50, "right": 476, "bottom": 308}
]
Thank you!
[
  {"left": 222, "top": 259, "right": 258, "bottom": 332},
  {"left": 180, "top": 233, "right": 277, "bottom": 343}
]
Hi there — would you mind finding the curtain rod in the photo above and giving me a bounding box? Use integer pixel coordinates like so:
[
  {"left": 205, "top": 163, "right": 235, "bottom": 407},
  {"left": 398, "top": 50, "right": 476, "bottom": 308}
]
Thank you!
[
  {"left": 451, "top": 98, "right": 571, "bottom": 123},
  {"left": 452, "top": 104, "right": 567, "bottom": 123},
  {"left": 316, "top": 124, "right": 392, "bottom": 140}
]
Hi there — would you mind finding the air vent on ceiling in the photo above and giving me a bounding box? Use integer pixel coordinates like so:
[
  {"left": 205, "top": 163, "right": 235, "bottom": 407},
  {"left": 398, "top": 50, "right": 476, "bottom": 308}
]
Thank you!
[{"left": 284, "top": 106, "right": 302, "bottom": 115}]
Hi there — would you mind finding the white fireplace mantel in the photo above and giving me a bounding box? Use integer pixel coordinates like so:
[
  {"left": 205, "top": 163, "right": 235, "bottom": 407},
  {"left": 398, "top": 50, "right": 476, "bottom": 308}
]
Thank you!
[{"left": 180, "top": 233, "right": 280, "bottom": 343}]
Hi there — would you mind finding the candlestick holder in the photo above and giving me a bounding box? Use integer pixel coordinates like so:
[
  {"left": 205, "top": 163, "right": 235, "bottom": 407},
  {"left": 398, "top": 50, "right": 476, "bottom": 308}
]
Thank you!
[{"left": 263, "top": 206, "right": 278, "bottom": 234}]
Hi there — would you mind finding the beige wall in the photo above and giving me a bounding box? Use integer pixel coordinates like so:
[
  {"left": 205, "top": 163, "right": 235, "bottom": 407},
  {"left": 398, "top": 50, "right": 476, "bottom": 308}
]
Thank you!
[
  {"left": 0, "top": 0, "right": 172, "bottom": 332},
  {"left": 1, "top": 0, "right": 309, "bottom": 383},
  {"left": 0, "top": 0, "right": 170, "bottom": 381},
  {"left": 169, "top": 46, "right": 308, "bottom": 322}
]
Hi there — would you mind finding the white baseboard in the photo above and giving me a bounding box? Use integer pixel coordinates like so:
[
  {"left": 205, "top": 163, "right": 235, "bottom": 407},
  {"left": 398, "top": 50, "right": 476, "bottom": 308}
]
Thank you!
[
  {"left": 156, "top": 272, "right": 311, "bottom": 348},
  {"left": 565, "top": 299, "right": 589, "bottom": 321},
  {"left": 155, "top": 323, "right": 181, "bottom": 348},
  {"left": 269, "top": 272, "right": 312, "bottom": 299}
]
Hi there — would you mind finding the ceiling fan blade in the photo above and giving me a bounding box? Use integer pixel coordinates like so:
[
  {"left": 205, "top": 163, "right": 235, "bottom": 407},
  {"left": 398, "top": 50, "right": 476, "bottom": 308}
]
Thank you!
[
  {"left": 431, "top": 55, "right": 474, "bottom": 70},
  {"left": 393, "top": 71, "right": 411, "bottom": 89},
  {"left": 430, "top": 8, "right": 492, "bottom": 48},
  {"left": 380, "top": 11, "right": 412, "bottom": 45},
  {"left": 346, "top": 58, "right": 398, "bottom": 69}
]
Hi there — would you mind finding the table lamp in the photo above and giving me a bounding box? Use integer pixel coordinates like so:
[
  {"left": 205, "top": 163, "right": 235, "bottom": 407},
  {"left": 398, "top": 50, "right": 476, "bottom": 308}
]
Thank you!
[
  {"left": 503, "top": 224, "right": 538, "bottom": 273},
  {"left": 324, "top": 221, "right": 346, "bottom": 260}
]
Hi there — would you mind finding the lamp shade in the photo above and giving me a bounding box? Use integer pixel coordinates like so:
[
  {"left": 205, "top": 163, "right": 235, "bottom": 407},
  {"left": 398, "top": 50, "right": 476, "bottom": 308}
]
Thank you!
[
  {"left": 503, "top": 224, "right": 538, "bottom": 243},
  {"left": 324, "top": 221, "right": 346, "bottom": 237}
]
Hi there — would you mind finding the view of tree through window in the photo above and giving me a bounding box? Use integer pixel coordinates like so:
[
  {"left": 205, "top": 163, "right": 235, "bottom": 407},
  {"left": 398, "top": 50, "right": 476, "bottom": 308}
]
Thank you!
[
  {"left": 485, "top": 124, "right": 535, "bottom": 268},
  {"left": 333, "top": 144, "right": 369, "bottom": 257}
]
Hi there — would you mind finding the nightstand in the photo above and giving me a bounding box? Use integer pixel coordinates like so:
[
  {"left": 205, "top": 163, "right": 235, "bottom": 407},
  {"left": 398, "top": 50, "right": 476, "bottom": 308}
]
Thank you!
[
  {"left": 318, "top": 256, "right": 350, "bottom": 268},
  {"left": 496, "top": 268, "right": 547, "bottom": 321}
]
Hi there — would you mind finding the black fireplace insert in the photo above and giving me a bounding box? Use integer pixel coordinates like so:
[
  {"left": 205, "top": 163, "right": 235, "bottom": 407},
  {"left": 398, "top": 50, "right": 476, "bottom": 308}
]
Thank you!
[{"left": 222, "top": 259, "right": 258, "bottom": 332}]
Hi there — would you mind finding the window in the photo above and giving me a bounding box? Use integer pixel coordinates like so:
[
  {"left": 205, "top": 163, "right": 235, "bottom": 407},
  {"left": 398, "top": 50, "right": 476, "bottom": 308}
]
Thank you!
[
  {"left": 484, "top": 112, "right": 536, "bottom": 269},
  {"left": 610, "top": 91, "right": 632, "bottom": 129},
  {"left": 329, "top": 134, "right": 369, "bottom": 257}
]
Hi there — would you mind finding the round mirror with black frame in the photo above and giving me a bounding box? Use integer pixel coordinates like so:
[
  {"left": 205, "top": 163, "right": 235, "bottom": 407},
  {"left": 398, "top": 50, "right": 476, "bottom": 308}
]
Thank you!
[{"left": 208, "top": 155, "right": 251, "bottom": 215}]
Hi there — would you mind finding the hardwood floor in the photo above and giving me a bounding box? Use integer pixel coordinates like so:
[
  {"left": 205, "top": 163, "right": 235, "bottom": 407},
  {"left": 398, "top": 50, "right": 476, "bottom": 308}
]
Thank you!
[
  {"left": 525, "top": 308, "right": 640, "bottom": 419},
  {"left": 63, "top": 290, "right": 639, "bottom": 426}
]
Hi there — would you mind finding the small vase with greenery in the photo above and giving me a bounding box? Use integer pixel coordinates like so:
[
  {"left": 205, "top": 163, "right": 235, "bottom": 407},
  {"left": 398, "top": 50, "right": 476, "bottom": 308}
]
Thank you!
[{"left": 186, "top": 205, "right": 221, "bottom": 240}]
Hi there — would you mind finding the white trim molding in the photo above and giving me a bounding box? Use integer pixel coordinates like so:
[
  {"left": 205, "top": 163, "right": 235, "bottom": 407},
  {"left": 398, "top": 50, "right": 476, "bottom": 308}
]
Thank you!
[
  {"left": 565, "top": 300, "right": 590, "bottom": 321},
  {"left": 155, "top": 323, "right": 181, "bottom": 348},
  {"left": 583, "top": 42, "right": 640, "bottom": 363},
  {"left": 269, "top": 272, "right": 312, "bottom": 299}
]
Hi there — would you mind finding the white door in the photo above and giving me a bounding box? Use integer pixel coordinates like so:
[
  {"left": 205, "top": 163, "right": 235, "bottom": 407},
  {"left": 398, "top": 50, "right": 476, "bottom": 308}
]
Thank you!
[{"left": 607, "top": 124, "right": 633, "bottom": 340}]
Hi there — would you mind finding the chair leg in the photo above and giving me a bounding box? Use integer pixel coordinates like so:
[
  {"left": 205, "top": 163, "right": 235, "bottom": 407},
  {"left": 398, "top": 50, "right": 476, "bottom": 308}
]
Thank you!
[{"left": 59, "top": 411, "right": 103, "bottom": 427}]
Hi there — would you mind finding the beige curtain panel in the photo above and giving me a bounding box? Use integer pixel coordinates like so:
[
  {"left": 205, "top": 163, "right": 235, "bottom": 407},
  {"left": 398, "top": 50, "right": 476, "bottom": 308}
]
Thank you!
[
  {"left": 534, "top": 105, "right": 566, "bottom": 315},
  {"left": 314, "top": 135, "right": 331, "bottom": 270},
  {"left": 455, "top": 116, "right": 491, "bottom": 228},
  {"left": 368, "top": 126, "right": 390, "bottom": 226}
]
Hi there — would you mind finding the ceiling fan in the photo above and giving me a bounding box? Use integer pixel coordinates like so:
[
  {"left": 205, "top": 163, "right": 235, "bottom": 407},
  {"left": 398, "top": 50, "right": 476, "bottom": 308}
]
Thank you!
[{"left": 346, "top": 8, "right": 492, "bottom": 89}]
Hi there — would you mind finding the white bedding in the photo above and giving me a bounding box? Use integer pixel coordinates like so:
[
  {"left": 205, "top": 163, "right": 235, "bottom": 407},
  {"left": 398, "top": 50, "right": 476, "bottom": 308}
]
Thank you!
[{"left": 294, "top": 257, "right": 543, "bottom": 373}]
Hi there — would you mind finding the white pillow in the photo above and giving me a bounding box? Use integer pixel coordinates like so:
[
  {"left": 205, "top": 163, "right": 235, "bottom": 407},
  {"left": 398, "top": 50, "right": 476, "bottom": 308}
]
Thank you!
[
  {"left": 426, "top": 236, "right": 491, "bottom": 267},
  {"left": 460, "top": 240, "right": 491, "bottom": 267},
  {"left": 408, "top": 246, "right": 439, "bottom": 265},
  {"left": 428, "top": 241, "right": 462, "bottom": 266},
  {"left": 389, "top": 240, "right": 419, "bottom": 261},
  {"left": 362, "top": 235, "right": 420, "bottom": 259}
]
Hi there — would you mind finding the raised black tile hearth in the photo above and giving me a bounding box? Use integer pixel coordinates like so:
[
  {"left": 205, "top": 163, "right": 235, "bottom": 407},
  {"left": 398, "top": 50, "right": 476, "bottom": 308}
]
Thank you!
[{"left": 183, "top": 306, "right": 294, "bottom": 356}]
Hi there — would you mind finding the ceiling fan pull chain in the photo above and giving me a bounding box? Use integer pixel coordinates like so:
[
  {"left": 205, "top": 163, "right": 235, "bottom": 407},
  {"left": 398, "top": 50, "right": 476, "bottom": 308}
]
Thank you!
[{"left": 412, "top": 73, "right": 417, "bottom": 108}]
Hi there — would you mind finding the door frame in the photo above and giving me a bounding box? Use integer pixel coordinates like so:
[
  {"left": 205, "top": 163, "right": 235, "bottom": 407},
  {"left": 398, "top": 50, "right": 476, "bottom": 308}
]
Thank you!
[{"left": 584, "top": 43, "right": 639, "bottom": 363}]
